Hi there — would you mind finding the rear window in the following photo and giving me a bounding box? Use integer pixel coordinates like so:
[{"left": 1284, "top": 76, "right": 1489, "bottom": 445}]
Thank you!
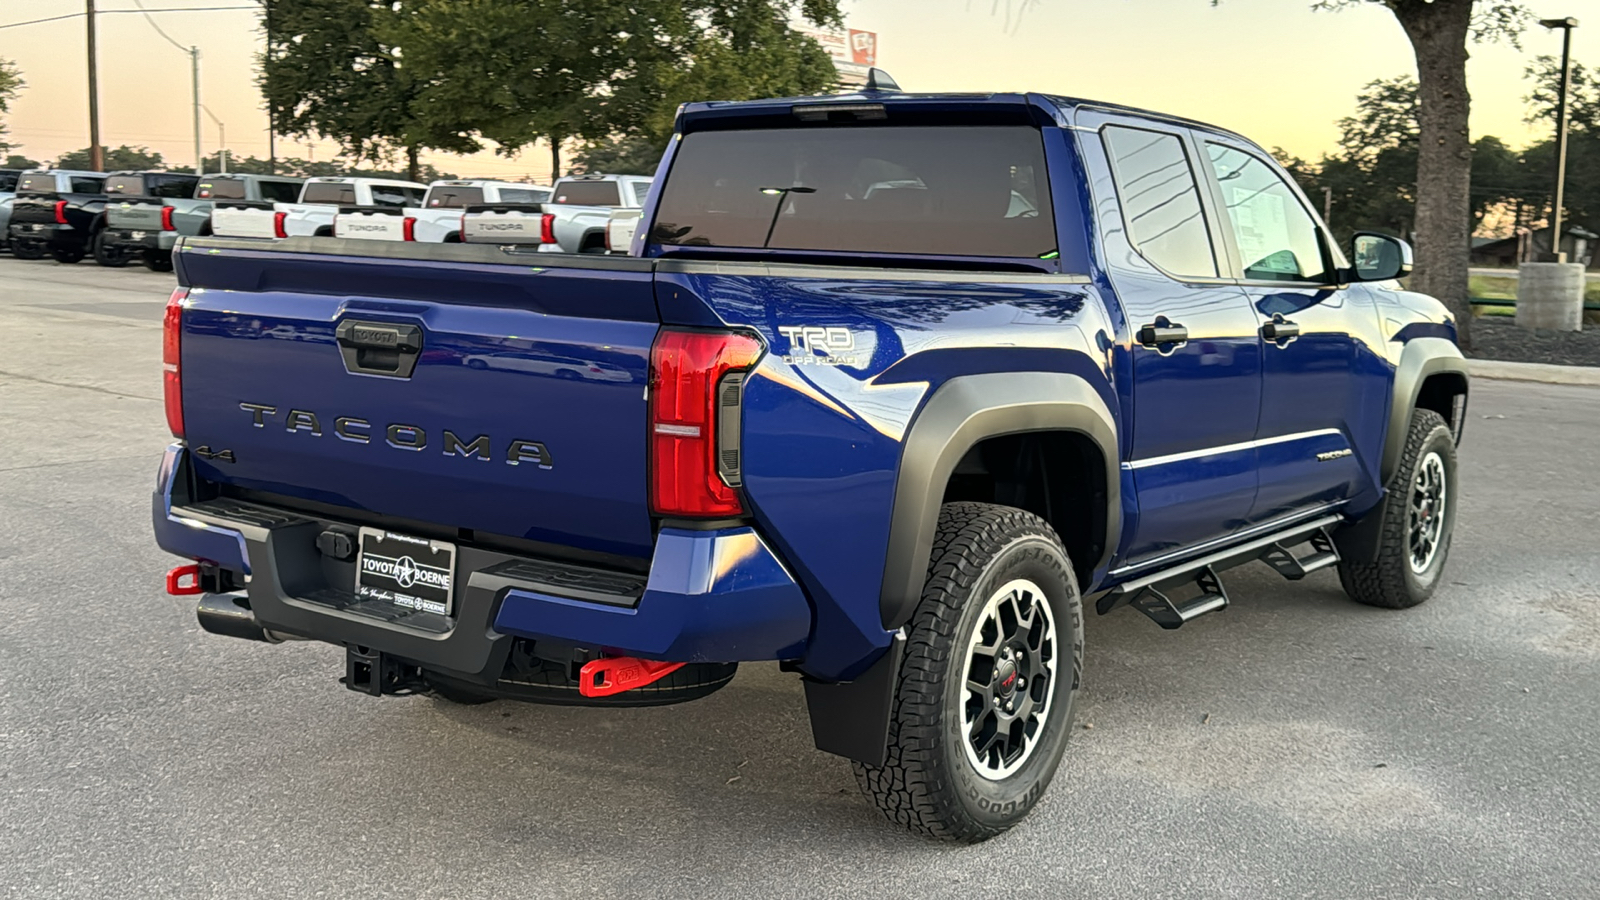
[
  {"left": 302, "top": 182, "right": 356, "bottom": 205},
  {"left": 650, "top": 126, "right": 1055, "bottom": 258},
  {"left": 549, "top": 180, "right": 621, "bottom": 206},
  {"left": 70, "top": 176, "right": 106, "bottom": 193},
  {"left": 426, "top": 186, "right": 484, "bottom": 208},
  {"left": 17, "top": 174, "right": 54, "bottom": 193},
  {"left": 197, "top": 178, "right": 247, "bottom": 200},
  {"left": 151, "top": 174, "right": 197, "bottom": 198},
  {"left": 104, "top": 176, "right": 145, "bottom": 196}
]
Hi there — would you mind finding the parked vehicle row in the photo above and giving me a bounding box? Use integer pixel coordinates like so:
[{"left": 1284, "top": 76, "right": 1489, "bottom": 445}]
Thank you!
[{"left": 1, "top": 168, "right": 639, "bottom": 270}]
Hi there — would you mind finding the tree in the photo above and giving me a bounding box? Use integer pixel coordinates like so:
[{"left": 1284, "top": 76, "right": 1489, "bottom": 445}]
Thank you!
[
  {"left": 391, "top": 0, "right": 841, "bottom": 176},
  {"left": 260, "top": 0, "right": 479, "bottom": 181},
  {"left": 1305, "top": 1, "right": 1531, "bottom": 349},
  {"left": 0, "top": 57, "right": 23, "bottom": 158},
  {"left": 55, "top": 145, "right": 164, "bottom": 171},
  {"left": 571, "top": 135, "right": 668, "bottom": 177},
  {"left": 5, "top": 154, "right": 39, "bottom": 169}
]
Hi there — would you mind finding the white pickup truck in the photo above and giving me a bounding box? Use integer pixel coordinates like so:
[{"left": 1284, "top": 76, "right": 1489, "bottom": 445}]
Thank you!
[
  {"left": 333, "top": 179, "right": 551, "bottom": 243},
  {"left": 210, "top": 176, "right": 427, "bottom": 239},
  {"left": 459, "top": 173, "right": 652, "bottom": 253}
]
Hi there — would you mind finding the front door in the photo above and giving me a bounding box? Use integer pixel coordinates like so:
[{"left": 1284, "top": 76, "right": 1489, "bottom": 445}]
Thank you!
[
  {"left": 1084, "top": 116, "right": 1264, "bottom": 566},
  {"left": 1196, "top": 139, "right": 1386, "bottom": 524}
]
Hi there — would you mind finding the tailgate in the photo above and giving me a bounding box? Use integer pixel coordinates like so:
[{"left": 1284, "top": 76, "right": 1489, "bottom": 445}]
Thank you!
[
  {"left": 461, "top": 203, "right": 543, "bottom": 244},
  {"left": 175, "top": 240, "right": 661, "bottom": 559},
  {"left": 211, "top": 202, "right": 278, "bottom": 238},
  {"left": 107, "top": 198, "right": 164, "bottom": 230},
  {"left": 9, "top": 194, "right": 62, "bottom": 225},
  {"left": 334, "top": 207, "right": 407, "bottom": 241}
]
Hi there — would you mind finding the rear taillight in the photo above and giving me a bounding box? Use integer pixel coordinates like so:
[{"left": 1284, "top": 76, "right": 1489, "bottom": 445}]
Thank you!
[
  {"left": 604, "top": 225, "right": 614, "bottom": 253},
  {"left": 402, "top": 216, "right": 417, "bottom": 241},
  {"left": 160, "top": 206, "right": 176, "bottom": 231},
  {"left": 540, "top": 213, "right": 556, "bottom": 245},
  {"left": 459, "top": 214, "right": 466, "bottom": 239},
  {"left": 272, "top": 211, "right": 288, "bottom": 239},
  {"left": 649, "top": 329, "right": 764, "bottom": 518},
  {"left": 163, "top": 287, "right": 187, "bottom": 438},
  {"left": 53, "top": 200, "right": 69, "bottom": 225}
]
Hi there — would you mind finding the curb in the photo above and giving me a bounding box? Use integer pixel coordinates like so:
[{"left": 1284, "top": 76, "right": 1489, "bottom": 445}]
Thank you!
[{"left": 1467, "top": 359, "right": 1600, "bottom": 386}]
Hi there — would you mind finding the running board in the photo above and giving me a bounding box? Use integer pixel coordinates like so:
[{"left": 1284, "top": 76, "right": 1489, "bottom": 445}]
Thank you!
[{"left": 1098, "top": 514, "right": 1344, "bottom": 625}]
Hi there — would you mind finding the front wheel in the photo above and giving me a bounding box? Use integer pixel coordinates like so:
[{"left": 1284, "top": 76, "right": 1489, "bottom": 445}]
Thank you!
[
  {"left": 854, "top": 502, "right": 1083, "bottom": 842},
  {"left": 1338, "top": 409, "right": 1458, "bottom": 608}
]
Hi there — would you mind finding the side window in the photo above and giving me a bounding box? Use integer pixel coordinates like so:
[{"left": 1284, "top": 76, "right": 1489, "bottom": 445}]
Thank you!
[
  {"left": 153, "top": 176, "right": 197, "bottom": 198},
  {"left": 1101, "top": 126, "right": 1217, "bottom": 278},
  {"left": 405, "top": 187, "right": 426, "bottom": 205},
  {"left": 1205, "top": 144, "right": 1328, "bottom": 283},
  {"left": 370, "top": 188, "right": 408, "bottom": 208},
  {"left": 261, "top": 181, "right": 301, "bottom": 203}
]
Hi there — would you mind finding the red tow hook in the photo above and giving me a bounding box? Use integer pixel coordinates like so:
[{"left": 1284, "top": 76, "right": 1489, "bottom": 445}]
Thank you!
[
  {"left": 166, "top": 564, "right": 203, "bottom": 596},
  {"left": 578, "top": 656, "right": 686, "bottom": 699}
]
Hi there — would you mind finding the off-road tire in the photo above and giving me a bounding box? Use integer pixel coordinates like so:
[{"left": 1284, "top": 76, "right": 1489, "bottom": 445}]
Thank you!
[
  {"left": 11, "top": 240, "right": 46, "bottom": 260},
  {"left": 1338, "top": 409, "right": 1457, "bottom": 609},
  {"left": 144, "top": 250, "right": 175, "bottom": 273},
  {"left": 50, "top": 247, "right": 84, "bottom": 264},
  {"left": 92, "top": 230, "right": 129, "bottom": 267},
  {"left": 854, "top": 502, "right": 1083, "bottom": 843}
]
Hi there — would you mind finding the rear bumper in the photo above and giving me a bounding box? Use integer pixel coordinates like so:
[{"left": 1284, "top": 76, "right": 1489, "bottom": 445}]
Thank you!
[
  {"left": 107, "top": 229, "right": 177, "bottom": 253},
  {"left": 8, "top": 222, "right": 77, "bottom": 246},
  {"left": 151, "top": 444, "right": 813, "bottom": 680}
]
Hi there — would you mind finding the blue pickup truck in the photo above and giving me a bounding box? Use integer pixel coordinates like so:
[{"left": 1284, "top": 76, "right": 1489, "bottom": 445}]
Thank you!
[{"left": 152, "top": 79, "right": 1468, "bottom": 842}]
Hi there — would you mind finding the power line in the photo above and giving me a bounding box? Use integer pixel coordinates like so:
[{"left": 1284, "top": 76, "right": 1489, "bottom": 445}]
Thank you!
[
  {"left": 0, "top": 6, "right": 254, "bottom": 30},
  {"left": 131, "top": 0, "right": 190, "bottom": 52}
]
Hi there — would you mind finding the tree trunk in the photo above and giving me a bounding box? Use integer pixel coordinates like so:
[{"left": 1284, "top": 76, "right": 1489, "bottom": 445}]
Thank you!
[
  {"left": 550, "top": 135, "right": 562, "bottom": 181},
  {"left": 406, "top": 144, "right": 420, "bottom": 183},
  {"left": 1394, "top": 0, "right": 1475, "bottom": 349}
]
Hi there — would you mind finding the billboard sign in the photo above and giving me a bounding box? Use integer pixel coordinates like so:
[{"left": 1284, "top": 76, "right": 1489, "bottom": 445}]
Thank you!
[{"left": 795, "top": 25, "right": 878, "bottom": 87}]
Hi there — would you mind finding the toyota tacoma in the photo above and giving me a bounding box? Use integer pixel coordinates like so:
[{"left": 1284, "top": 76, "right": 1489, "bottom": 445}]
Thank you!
[{"left": 151, "top": 76, "right": 1468, "bottom": 842}]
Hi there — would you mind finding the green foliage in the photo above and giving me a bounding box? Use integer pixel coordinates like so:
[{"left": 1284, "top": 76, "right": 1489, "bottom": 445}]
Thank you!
[
  {"left": 5, "top": 154, "right": 39, "bottom": 169},
  {"left": 170, "top": 153, "right": 456, "bottom": 181},
  {"left": 0, "top": 57, "right": 23, "bottom": 156},
  {"left": 571, "top": 136, "right": 668, "bottom": 176},
  {"left": 55, "top": 145, "right": 165, "bottom": 171}
]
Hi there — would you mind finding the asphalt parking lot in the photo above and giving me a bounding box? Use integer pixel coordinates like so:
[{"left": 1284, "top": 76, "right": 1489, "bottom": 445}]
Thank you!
[{"left": 2, "top": 258, "right": 1598, "bottom": 899}]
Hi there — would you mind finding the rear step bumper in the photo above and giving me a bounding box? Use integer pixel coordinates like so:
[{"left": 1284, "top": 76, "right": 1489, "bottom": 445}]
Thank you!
[{"left": 152, "top": 444, "right": 813, "bottom": 681}]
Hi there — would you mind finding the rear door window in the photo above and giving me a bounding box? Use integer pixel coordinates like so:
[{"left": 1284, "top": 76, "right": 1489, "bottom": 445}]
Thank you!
[
  {"left": 70, "top": 176, "right": 106, "bottom": 193},
  {"left": 369, "top": 187, "right": 412, "bottom": 208},
  {"left": 197, "top": 178, "right": 247, "bottom": 200},
  {"left": 650, "top": 126, "right": 1055, "bottom": 258},
  {"left": 1101, "top": 126, "right": 1217, "bottom": 279},
  {"left": 549, "top": 180, "right": 621, "bottom": 206},
  {"left": 302, "top": 182, "right": 357, "bottom": 205},
  {"left": 152, "top": 175, "right": 198, "bottom": 198},
  {"left": 426, "top": 186, "right": 485, "bottom": 208},
  {"left": 260, "top": 180, "right": 302, "bottom": 203}
]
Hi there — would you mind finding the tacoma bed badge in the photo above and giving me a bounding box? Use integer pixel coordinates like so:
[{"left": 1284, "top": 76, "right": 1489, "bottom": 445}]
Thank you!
[{"left": 778, "top": 326, "right": 859, "bottom": 367}]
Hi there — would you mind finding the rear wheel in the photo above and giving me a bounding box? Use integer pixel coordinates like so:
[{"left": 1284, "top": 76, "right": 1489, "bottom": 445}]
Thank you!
[
  {"left": 854, "top": 502, "right": 1083, "bottom": 842},
  {"left": 144, "top": 250, "right": 175, "bottom": 272},
  {"left": 92, "top": 230, "right": 130, "bottom": 267},
  {"left": 12, "top": 240, "right": 46, "bottom": 260},
  {"left": 50, "top": 246, "right": 85, "bottom": 264},
  {"left": 1338, "top": 409, "right": 1458, "bottom": 609}
]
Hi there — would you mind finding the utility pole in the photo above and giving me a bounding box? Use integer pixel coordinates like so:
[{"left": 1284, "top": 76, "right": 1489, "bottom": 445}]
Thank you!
[
  {"left": 265, "top": 0, "right": 275, "bottom": 174},
  {"left": 191, "top": 47, "right": 203, "bottom": 175},
  {"left": 86, "top": 0, "right": 102, "bottom": 171},
  {"left": 1539, "top": 17, "right": 1579, "bottom": 261}
]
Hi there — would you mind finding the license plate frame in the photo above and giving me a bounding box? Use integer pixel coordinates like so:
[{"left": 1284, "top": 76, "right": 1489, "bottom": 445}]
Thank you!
[{"left": 354, "top": 527, "right": 457, "bottom": 616}]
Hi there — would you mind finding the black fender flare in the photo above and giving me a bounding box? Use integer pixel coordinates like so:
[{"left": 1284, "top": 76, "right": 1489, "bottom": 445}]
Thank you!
[
  {"left": 878, "top": 372, "right": 1120, "bottom": 630},
  {"left": 1380, "top": 337, "right": 1469, "bottom": 484},
  {"left": 1337, "top": 337, "right": 1469, "bottom": 564}
]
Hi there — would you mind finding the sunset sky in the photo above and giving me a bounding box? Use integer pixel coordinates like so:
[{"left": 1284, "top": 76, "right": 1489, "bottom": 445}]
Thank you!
[{"left": 0, "top": 0, "right": 1593, "bottom": 181}]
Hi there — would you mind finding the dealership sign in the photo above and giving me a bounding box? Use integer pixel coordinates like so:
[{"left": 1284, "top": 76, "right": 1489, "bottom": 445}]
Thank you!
[{"left": 795, "top": 26, "right": 879, "bottom": 87}]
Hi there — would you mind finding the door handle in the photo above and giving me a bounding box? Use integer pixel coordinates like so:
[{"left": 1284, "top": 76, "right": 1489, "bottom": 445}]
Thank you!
[
  {"left": 1137, "top": 323, "right": 1189, "bottom": 347},
  {"left": 1261, "top": 319, "right": 1301, "bottom": 342}
]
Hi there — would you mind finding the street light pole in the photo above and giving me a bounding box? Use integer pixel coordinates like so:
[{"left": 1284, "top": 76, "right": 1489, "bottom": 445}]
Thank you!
[
  {"left": 86, "top": 0, "right": 102, "bottom": 171},
  {"left": 1540, "top": 17, "right": 1579, "bottom": 262},
  {"left": 191, "top": 46, "right": 203, "bottom": 176}
]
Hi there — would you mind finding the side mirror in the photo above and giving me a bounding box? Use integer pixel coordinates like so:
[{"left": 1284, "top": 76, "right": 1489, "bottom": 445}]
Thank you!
[{"left": 1349, "top": 232, "right": 1413, "bottom": 282}]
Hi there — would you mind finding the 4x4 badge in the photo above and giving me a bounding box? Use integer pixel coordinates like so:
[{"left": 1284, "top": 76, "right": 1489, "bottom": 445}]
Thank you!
[{"left": 193, "top": 445, "right": 236, "bottom": 463}]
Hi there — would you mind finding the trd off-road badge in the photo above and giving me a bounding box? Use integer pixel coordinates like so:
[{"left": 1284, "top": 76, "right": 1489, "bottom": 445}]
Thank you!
[{"left": 778, "top": 325, "right": 860, "bottom": 367}]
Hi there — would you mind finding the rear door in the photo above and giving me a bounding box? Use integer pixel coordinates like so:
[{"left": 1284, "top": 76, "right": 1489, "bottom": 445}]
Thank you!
[
  {"left": 177, "top": 243, "right": 661, "bottom": 559},
  {"left": 1079, "top": 112, "right": 1264, "bottom": 565},
  {"left": 1196, "top": 137, "right": 1385, "bottom": 523}
]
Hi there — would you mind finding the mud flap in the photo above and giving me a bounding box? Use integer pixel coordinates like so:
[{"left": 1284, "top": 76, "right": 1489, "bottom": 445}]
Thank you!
[{"left": 802, "top": 631, "right": 904, "bottom": 767}]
